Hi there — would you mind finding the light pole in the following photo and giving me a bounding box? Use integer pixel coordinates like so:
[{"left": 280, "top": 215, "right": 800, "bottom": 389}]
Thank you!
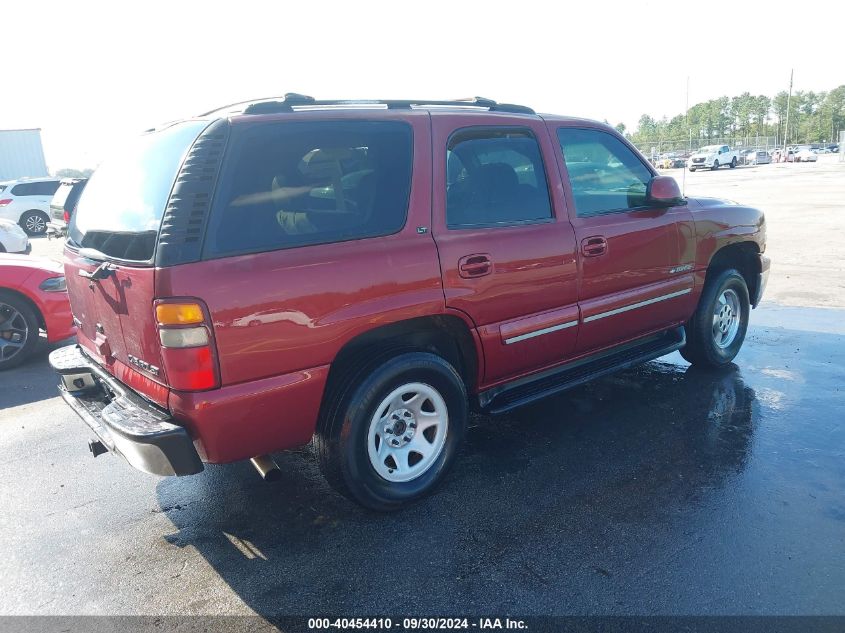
[{"left": 783, "top": 69, "right": 793, "bottom": 160}]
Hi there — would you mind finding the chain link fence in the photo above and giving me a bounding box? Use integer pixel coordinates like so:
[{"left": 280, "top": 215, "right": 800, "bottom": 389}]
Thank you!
[{"left": 633, "top": 136, "right": 781, "bottom": 162}]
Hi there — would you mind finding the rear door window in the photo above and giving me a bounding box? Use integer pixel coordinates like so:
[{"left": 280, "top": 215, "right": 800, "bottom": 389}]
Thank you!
[
  {"left": 445, "top": 128, "right": 552, "bottom": 228},
  {"left": 204, "top": 120, "right": 413, "bottom": 258}
]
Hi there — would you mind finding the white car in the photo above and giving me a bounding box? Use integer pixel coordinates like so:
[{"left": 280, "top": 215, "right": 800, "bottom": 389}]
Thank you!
[
  {"left": 0, "top": 219, "right": 30, "bottom": 254},
  {"left": 688, "top": 145, "right": 739, "bottom": 171},
  {"left": 795, "top": 147, "right": 818, "bottom": 162},
  {"left": 0, "top": 178, "right": 61, "bottom": 235}
]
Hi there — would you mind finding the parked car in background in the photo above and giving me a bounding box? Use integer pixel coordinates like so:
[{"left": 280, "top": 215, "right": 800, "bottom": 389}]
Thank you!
[
  {"left": 0, "top": 178, "right": 61, "bottom": 235},
  {"left": 0, "top": 220, "right": 30, "bottom": 254},
  {"left": 795, "top": 147, "right": 818, "bottom": 162},
  {"left": 771, "top": 148, "right": 796, "bottom": 162},
  {"left": 657, "top": 153, "right": 683, "bottom": 169},
  {"left": 746, "top": 150, "right": 771, "bottom": 165},
  {"left": 688, "top": 145, "right": 739, "bottom": 171},
  {"left": 815, "top": 147, "right": 831, "bottom": 154},
  {"left": 0, "top": 254, "right": 75, "bottom": 370},
  {"left": 47, "top": 178, "right": 88, "bottom": 239}
]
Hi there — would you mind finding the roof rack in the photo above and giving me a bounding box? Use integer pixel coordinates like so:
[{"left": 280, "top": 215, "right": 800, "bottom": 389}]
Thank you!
[{"left": 200, "top": 94, "right": 535, "bottom": 117}]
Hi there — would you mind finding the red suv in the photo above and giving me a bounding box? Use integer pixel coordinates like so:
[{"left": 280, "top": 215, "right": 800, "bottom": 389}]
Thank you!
[{"left": 50, "top": 95, "right": 769, "bottom": 510}]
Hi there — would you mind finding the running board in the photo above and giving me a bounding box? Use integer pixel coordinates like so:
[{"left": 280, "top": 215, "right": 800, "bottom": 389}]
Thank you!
[{"left": 479, "top": 327, "right": 686, "bottom": 414}]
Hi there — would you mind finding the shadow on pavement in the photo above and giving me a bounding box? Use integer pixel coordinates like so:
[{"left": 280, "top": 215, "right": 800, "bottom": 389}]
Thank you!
[
  {"left": 0, "top": 337, "right": 74, "bottom": 410},
  {"left": 154, "top": 360, "right": 758, "bottom": 615}
]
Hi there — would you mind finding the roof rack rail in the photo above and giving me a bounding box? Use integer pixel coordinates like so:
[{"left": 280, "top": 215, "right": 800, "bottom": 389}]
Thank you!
[{"left": 201, "top": 94, "right": 535, "bottom": 116}]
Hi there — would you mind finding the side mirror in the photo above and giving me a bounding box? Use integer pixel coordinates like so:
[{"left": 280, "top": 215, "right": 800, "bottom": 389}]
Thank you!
[{"left": 646, "top": 175, "right": 684, "bottom": 207}]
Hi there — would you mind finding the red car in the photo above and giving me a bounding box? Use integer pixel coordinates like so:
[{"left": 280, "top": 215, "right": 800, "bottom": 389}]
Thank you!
[
  {"left": 50, "top": 95, "right": 769, "bottom": 510},
  {"left": 1, "top": 254, "right": 76, "bottom": 370}
]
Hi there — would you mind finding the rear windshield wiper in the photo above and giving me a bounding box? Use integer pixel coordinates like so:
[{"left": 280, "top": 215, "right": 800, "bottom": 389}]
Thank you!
[{"left": 77, "top": 248, "right": 117, "bottom": 283}]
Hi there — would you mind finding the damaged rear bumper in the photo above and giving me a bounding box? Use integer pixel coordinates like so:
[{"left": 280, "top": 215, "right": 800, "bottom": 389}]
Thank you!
[{"left": 49, "top": 344, "right": 203, "bottom": 477}]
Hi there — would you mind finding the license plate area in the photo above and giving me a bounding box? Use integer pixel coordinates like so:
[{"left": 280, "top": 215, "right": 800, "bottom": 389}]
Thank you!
[{"left": 61, "top": 371, "right": 98, "bottom": 393}]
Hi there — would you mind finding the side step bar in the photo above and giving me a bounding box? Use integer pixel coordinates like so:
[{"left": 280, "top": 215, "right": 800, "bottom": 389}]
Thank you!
[{"left": 479, "top": 327, "right": 686, "bottom": 414}]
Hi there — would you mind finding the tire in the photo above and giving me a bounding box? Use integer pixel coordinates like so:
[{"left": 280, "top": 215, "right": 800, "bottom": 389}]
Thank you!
[
  {"left": 730, "top": 157, "right": 737, "bottom": 168},
  {"left": 0, "top": 290, "right": 41, "bottom": 371},
  {"left": 315, "top": 350, "right": 468, "bottom": 511},
  {"left": 19, "top": 210, "right": 49, "bottom": 236},
  {"left": 680, "top": 269, "right": 750, "bottom": 368},
  {"left": 710, "top": 160, "right": 719, "bottom": 171},
  {"left": 689, "top": 167, "right": 696, "bottom": 172}
]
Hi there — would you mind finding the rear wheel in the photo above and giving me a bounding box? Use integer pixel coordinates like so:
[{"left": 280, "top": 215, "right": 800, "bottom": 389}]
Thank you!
[
  {"left": 730, "top": 157, "right": 737, "bottom": 168},
  {"left": 680, "top": 269, "right": 750, "bottom": 368},
  {"left": 0, "top": 291, "right": 40, "bottom": 370},
  {"left": 19, "top": 210, "right": 48, "bottom": 236},
  {"left": 711, "top": 160, "right": 720, "bottom": 171},
  {"left": 315, "top": 351, "right": 468, "bottom": 511}
]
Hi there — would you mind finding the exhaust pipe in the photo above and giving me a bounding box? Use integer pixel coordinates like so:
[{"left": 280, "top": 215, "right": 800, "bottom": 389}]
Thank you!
[{"left": 250, "top": 455, "right": 282, "bottom": 482}]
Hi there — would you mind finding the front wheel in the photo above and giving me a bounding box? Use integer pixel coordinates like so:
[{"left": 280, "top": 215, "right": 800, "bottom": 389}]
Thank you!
[
  {"left": 689, "top": 167, "right": 696, "bottom": 172},
  {"left": 680, "top": 269, "right": 750, "bottom": 368},
  {"left": 711, "top": 160, "right": 720, "bottom": 171},
  {"left": 315, "top": 351, "right": 468, "bottom": 511},
  {"left": 730, "top": 157, "right": 737, "bottom": 168}
]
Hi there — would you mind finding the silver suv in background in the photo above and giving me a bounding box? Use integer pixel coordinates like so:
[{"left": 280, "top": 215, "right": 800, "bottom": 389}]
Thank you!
[{"left": 0, "top": 177, "right": 61, "bottom": 235}]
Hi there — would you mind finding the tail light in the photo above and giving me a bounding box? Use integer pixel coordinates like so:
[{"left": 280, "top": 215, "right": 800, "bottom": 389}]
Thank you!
[
  {"left": 0, "top": 199, "right": 12, "bottom": 207},
  {"left": 154, "top": 299, "right": 220, "bottom": 391},
  {"left": 63, "top": 209, "right": 70, "bottom": 223}
]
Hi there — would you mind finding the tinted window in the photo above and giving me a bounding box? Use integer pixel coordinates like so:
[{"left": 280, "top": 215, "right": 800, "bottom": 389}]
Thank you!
[
  {"left": 204, "top": 120, "right": 413, "bottom": 257},
  {"left": 69, "top": 121, "right": 208, "bottom": 261},
  {"left": 11, "top": 181, "right": 59, "bottom": 196},
  {"left": 557, "top": 128, "right": 652, "bottom": 217},
  {"left": 446, "top": 128, "right": 552, "bottom": 228}
]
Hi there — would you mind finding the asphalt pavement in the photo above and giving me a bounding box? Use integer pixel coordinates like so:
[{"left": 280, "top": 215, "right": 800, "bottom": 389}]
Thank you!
[
  {"left": 2, "top": 160, "right": 845, "bottom": 621},
  {"left": 0, "top": 303, "right": 843, "bottom": 617}
]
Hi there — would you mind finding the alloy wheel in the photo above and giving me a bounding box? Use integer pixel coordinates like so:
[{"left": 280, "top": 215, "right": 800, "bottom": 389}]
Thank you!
[{"left": 0, "top": 302, "right": 29, "bottom": 361}]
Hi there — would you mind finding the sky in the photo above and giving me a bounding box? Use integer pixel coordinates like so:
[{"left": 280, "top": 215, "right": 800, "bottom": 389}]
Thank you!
[{"left": 4, "top": 0, "right": 844, "bottom": 170}]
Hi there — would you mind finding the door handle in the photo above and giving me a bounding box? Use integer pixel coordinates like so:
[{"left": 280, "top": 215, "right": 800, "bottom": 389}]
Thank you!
[
  {"left": 581, "top": 236, "right": 608, "bottom": 257},
  {"left": 458, "top": 253, "right": 492, "bottom": 278}
]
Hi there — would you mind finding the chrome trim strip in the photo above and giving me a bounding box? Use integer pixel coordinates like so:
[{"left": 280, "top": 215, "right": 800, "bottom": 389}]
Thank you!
[
  {"left": 504, "top": 319, "right": 579, "bottom": 345},
  {"left": 583, "top": 288, "right": 692, "bottom": 323}
]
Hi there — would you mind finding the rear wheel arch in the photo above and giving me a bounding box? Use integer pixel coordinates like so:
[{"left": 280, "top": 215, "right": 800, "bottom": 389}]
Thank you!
[
  {"left": 325, "top": 315, "right": 481, "bottom": 397},
  {"left": 705, "top": 242, "right": 761, "bottom": 306}
]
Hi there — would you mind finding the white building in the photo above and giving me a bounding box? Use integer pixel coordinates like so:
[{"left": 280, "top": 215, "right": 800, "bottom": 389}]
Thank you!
[{"left": 0, "top": 128, "right": 49, "bottom": 181}]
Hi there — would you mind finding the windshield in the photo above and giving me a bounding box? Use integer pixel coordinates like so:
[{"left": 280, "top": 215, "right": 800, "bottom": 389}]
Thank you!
[
  {"left": 69, "top": 120, "right": 209, "bottom": 261},
  {"left": 698, "top": 146, "right": 718, "bottom": 153}
]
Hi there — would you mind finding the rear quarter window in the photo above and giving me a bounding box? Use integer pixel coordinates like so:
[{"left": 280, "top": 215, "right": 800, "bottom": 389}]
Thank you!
[{"left": 203, "top": 120, "right": 413, "bottom": 258}]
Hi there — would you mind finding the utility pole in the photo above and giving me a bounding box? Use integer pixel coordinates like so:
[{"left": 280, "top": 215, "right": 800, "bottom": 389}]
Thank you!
[{"left": 783, "top": 69, "right": 793, "bottom": 157}]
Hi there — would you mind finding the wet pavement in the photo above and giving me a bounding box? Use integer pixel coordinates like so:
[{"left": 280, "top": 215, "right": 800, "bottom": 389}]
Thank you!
[{"left": 0, "top": 303, "right": 843, "bottom": 616}]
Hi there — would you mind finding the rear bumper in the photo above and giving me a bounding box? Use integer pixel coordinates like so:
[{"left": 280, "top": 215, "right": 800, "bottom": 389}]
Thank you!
[{"left": 49, "top": 344, "right": 203, "bottom": 477}]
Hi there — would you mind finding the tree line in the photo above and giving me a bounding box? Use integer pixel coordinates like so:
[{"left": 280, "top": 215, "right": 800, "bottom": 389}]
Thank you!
[{"left": 622, "top": 85, "right": 845, "bottom": 148}]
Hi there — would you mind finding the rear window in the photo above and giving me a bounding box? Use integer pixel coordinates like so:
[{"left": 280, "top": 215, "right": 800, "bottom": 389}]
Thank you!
[
  {"left": 11, "top": 180, "right": 60, "bottom": 196},
  {"left": 203, "top": 120, "right": 413, "bottom": 258},
  {"left": 69, "top": 121, "right": 209, "bottom": 261},
  {"left": 51, "top": 181, "right": 75, "bottom": 208}
]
